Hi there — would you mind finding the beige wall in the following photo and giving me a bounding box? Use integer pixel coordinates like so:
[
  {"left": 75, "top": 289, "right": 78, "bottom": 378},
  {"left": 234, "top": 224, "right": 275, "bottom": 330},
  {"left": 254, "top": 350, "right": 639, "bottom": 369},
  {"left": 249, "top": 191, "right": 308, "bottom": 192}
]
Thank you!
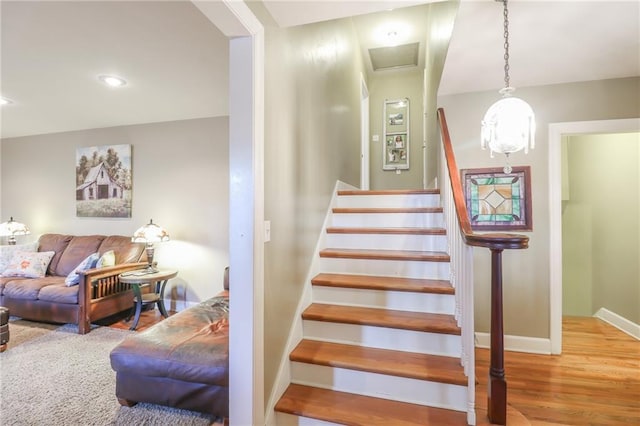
[
  {"left": 261, "top": 17, "right": 364, "bottom": 399},
  {"left": 369, "top": 69, "right": 424, "bottom": 189},
  {"left": 0, "top": 117, "right": 229, "bottom": 306},
  {"left": 438, "top": 76, "right": 640, "bottom": 337},
  {"left": 562, "top": 132, "right": 640, "bottom": 323},
  {"left": 424, "top": 1, "right": 459, "bottom": 188}
]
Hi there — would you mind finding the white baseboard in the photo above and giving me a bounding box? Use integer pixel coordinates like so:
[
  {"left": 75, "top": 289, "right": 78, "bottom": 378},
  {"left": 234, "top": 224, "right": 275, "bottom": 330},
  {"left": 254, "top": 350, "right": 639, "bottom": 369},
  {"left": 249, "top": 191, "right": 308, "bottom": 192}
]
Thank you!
[
  {"left": 594, "top": 308, "right": 640, "bottom": 340},
  {"left": 475, "top": 332, "right": 551, "bottom": 355}
]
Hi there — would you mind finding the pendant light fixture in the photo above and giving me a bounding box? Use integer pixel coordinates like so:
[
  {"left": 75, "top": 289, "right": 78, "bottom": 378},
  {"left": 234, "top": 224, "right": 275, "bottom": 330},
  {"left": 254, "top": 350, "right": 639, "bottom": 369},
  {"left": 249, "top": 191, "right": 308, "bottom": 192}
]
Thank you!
[{"left": 481, "top": 0, "right": 535, "bottom": 173}]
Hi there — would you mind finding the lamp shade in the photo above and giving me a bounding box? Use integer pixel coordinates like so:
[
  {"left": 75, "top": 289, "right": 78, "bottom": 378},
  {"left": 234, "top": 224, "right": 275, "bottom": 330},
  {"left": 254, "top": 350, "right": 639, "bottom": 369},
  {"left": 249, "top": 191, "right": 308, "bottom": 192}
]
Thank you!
[
  {"left": 481, "top": 95, "right": 536, "bottom": 158},
  {"left": 132, "top": 219, "right": 169, "bottom": 243},
  {"left": 0, "top": 217, "right": 30, "bottom": 237}
]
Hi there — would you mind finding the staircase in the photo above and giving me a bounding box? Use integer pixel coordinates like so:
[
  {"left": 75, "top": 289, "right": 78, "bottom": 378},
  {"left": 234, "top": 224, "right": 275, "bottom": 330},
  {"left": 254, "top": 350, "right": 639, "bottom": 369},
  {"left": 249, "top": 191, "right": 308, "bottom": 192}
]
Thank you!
[{"left": 274, "top": 189, "right": 474, "bottom": 426}]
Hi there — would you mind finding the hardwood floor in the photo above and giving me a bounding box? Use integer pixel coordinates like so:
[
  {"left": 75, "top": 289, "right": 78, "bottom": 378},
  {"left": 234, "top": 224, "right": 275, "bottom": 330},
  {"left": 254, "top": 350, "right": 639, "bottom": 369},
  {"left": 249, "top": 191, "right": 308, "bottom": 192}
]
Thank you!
[
  {"left": 108, "top": 312, "right": 639, "bottom": 425},
  {"left": 476, "top": 316, "right": 640, "bottom": 425},
  {"left": 98, "top": 306, "right": 175, "bottom": 332}
]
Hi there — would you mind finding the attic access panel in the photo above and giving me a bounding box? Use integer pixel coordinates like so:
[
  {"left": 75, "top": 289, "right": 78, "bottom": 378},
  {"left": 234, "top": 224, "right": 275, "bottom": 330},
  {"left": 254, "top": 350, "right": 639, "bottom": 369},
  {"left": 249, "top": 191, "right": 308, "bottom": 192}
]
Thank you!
[{"left": 369, "top": 42, "right": 419, "bottom": 71}]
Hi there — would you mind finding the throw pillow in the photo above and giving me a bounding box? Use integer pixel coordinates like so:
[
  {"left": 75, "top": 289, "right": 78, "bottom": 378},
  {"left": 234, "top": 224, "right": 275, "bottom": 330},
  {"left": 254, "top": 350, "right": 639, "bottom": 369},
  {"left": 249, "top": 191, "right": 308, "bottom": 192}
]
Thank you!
[
  {"left": 1, "top": 251, "right": 55, "bottom": 278},
  {"left": 96, "top": 250, "right": 115, "bottom": 268},
  {"left": 0, "top": 241, "right": 39, "bottom": 274},
  {"left": 65, "top": 252, "right": 99, "bottom": 286}
]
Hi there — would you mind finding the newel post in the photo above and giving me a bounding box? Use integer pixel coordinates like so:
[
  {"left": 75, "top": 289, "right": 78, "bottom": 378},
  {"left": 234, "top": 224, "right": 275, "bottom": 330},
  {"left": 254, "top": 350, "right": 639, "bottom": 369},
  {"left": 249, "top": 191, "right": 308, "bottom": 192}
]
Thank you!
[{"left": 488, "top": 248, "right": 507, "bottom": 424}]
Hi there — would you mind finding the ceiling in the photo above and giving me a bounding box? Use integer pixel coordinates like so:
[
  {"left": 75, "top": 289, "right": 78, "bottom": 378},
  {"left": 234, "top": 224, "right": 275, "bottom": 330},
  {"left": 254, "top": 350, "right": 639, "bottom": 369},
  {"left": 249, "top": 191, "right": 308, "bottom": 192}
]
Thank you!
[{"left": 1, "top": 0, "right": 638, "bottom": 139}]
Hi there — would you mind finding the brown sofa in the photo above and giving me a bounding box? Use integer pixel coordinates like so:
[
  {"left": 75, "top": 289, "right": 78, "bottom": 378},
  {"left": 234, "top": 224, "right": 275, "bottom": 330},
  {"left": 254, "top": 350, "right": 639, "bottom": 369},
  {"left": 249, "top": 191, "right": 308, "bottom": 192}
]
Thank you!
[
  {"left": 0, "top": 233, "right": 147, "bottom": 334},
  {"left": 109, "top": 268, "right": 229, "bottom": 417}
]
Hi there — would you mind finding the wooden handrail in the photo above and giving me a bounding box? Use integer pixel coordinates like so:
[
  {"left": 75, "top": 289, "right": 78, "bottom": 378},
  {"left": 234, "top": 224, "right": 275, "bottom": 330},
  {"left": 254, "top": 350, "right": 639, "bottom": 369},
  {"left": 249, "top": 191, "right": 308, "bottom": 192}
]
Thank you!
[{"left": 437, "top": 107, "right": 529, "bottom": 425}]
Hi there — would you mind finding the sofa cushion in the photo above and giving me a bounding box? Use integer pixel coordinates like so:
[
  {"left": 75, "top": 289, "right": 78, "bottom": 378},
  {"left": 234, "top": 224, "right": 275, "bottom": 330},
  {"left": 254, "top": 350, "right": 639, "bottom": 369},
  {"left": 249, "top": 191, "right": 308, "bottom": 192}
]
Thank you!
[
  {"left": 0, "top": 242, "right": 39, "bottom": 274},
  {"left": 65, "top": 252, "right": 99, "bottom": 286},
  {"left": 38, "top": 282, "right": 79, "bottom": 304},
  {"left": 38, "top": 234, "right": 73, "bottom": 276},
  {"left": 3, "top": 276, "right": 64, "bottom": 300},
  {"left": 56, "top": 235, "right": 105, "bottom": 277},
  {"left": 96, "top": 250, "right": 115, "bottom": 268},
  {"left": 1, "top": 251, "right": 55, "bottom": 278},
  {"left": 98, "top": 236, "right": 145, "bottom": 264},
  {"left": 0, "top": 276, "right": 29, "bottom": 296}
]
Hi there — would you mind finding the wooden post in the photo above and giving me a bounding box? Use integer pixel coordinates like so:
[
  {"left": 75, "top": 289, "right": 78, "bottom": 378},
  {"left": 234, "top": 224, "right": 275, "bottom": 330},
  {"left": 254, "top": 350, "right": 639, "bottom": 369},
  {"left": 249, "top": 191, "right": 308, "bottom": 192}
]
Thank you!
[{"left": 488, "top": 248, "right": 507, "bottom": 424}]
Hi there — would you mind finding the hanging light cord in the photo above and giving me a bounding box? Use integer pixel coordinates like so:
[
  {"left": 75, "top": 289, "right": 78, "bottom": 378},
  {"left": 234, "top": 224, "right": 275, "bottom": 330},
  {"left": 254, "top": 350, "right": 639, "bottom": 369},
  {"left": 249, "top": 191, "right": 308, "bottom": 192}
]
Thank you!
[{"left": 502, "top": 0, "right": 510, "bottom": 89}]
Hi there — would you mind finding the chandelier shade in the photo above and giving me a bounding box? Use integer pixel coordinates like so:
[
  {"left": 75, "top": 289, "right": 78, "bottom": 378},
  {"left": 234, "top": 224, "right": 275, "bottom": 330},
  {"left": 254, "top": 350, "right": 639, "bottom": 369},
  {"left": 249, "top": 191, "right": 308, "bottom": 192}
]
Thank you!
[{"left": 481, "top": 94, "right": 536, "bottom": 157}]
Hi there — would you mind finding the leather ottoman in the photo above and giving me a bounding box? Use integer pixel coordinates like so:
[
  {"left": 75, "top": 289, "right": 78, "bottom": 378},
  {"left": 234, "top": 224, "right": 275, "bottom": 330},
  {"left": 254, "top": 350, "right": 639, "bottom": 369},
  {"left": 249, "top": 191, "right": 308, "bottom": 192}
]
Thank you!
[{"left": 0, "top": 306, "right": 9, "bottom": 352}]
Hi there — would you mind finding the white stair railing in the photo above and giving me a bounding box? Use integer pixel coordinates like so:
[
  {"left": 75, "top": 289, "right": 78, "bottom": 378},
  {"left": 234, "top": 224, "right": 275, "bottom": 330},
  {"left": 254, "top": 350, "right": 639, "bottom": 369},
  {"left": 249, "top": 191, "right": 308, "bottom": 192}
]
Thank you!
[{"left": 439, "top": 141, "right": 476, "bottom": 426}]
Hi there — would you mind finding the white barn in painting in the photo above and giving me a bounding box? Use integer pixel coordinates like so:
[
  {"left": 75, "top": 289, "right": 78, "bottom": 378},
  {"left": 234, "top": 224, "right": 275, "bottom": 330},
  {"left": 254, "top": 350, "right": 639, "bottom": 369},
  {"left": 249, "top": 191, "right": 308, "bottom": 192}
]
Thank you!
[{"left": 76, "top": 162, "right": 123, "bottom": 200}]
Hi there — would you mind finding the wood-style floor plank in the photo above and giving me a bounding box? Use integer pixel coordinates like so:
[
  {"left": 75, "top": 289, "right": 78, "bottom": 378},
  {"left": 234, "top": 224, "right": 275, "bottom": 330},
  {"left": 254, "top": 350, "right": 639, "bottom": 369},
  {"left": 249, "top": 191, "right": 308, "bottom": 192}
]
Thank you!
[
  {"left": 290, "top": 339, "right": 467, "bottom": 385},
  {"left": 326, "top": 226, "right": 446, "bottom": 235},
  {"left": 332, "top": 207, "right": 443, "bottom": 214},
  {"left": 275, "top": 383, "right": 467, "bottom": 426},
  {"left": 319, "top": 248, "right": 450, "bottom": 262},
  {"left": 302, "top": 303, "right": 461, "bottom": 335},
  {"left": 311, "top": 273, "right": 454, "bottom": 294},
  {"left": 337, "top": 189, "right": 439, "bottom": 196}
]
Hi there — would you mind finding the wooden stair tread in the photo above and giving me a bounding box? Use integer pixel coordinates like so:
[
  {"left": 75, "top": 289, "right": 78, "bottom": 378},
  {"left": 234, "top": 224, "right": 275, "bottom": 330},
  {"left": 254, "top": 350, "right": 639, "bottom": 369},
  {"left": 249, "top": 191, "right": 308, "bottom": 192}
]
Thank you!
[
  {"left": 311, "top": 273, "right": 454, "bottom": 294},
  {"left": 326, "top": 227, "right": 446, "bottom": 235},
  {"left": 320, "top": 248, "right": 450, "bottom": 262},
  {"left": 337, "top": 189, "right": 439, "bottom": 196},
  {"left": 291, "top": 339, "right": 467, "bottom": 385},
  {"left": 275, "top": 384, "right": 467, "bottom": 426},
  {"left": 332, "top": 207, "right": 443, "bottom": 214},
  {"left": 302, "top": 303, "right": 461, "bottom": 335}
]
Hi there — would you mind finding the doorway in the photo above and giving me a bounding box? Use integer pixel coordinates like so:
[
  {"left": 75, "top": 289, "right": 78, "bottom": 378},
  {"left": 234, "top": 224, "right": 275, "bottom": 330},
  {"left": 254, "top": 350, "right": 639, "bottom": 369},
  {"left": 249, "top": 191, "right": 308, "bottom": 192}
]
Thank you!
[{"left": 548, "top": 117, "right": 640, "bottom": 354}]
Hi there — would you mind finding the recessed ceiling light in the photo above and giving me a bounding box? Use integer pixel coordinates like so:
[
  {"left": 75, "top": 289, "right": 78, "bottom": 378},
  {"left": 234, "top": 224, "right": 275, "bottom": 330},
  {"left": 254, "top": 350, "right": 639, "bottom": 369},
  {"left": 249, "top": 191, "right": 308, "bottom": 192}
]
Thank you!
[
  {"left": 98, "top": 74, "right": 127, "bottom": 88},
  {"left": 0, "top": 97, "right": 14, "bottom": 105}
]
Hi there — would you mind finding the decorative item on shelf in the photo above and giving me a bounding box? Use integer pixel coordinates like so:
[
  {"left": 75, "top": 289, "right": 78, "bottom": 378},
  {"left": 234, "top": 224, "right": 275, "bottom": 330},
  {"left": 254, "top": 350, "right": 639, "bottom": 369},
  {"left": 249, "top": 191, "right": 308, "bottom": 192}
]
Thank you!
[
  {"left": 0, "top": 217, "right": 31, "bottom": 245},
  {"left": 481, "top": 0, "right": 536, "bottom": 174},
  {"left": 132, "top": 219, "right": 169, "bottom": 273}
]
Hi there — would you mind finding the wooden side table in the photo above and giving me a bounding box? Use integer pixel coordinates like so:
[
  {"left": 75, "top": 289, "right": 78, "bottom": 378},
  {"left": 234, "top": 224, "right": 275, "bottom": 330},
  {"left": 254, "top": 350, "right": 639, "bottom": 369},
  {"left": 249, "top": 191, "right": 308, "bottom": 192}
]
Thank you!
[{"left": 118, "top": 269, "right": 178, "bottom": 331}]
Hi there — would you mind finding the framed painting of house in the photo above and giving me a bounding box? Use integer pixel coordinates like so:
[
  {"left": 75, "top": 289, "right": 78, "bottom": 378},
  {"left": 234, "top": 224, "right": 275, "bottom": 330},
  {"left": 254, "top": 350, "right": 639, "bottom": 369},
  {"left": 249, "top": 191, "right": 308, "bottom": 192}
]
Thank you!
[
  {"left": 76, "top": 144, "right": 132, "bottom": 218},
  {"left": 383, "top": 98, "right": 409, "bottom": 171},
  {"left": 461, "top": 166, "right": 532, "bottom": 231}
]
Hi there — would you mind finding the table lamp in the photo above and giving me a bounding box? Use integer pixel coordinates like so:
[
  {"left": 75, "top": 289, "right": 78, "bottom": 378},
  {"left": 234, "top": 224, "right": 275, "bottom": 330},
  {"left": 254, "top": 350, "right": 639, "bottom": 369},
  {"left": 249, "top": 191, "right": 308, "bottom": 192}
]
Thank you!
[
  {"left": 0, "top": 217, "right": 31, "bottom": 245},
  {"left": 132, "top": 219, "right": 169, "bottom": 272}
]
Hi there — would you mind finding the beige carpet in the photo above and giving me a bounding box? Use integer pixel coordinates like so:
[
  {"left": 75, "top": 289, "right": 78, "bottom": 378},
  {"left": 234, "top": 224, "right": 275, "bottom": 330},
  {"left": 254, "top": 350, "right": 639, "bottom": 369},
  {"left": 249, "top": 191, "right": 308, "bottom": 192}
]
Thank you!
[{"left": 1, "top": 318, "right": 224, "bottom": 425}]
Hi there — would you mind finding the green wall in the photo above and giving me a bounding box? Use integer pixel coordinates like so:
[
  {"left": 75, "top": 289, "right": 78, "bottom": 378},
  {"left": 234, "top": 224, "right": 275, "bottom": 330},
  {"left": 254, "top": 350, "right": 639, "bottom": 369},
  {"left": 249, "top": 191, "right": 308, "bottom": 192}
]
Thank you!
[{"left": 562, "top": 132, "right": 640, "bottom": 323}]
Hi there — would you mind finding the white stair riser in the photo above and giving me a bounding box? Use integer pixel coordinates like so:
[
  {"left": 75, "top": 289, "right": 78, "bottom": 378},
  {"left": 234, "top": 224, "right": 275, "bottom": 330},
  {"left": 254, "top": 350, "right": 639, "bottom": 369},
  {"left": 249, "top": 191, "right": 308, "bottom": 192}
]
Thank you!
[
  {"left": 331, "top": 212, "right": 444, "bottom": 228},
  {"left": 312, "top": 286, "right": 455, "bottom": 314},
  {"left": 325, "top": 232, "right": 448, "bottom": 251},
  {"left": 302, "top": 320, "right": 462, "bottom": 357},
  {"left": 291, "top": 363, "right": 467, "bottom": 412},
  {"left": 336, "top": 194, "right": 440, "bottom": 208},
  {"left": 276, "top": 412, "right": 341, "bottom": 426},
  {"left": 319, "top": 257, "right": 450, "bottom": 280}
]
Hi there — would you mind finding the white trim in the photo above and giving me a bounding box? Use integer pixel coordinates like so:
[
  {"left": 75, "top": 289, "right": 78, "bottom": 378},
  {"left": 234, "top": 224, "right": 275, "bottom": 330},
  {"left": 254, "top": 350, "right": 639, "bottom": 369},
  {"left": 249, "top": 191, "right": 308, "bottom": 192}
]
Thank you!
[
  {"left": 594, "top": 308, "right": 640, "bottom": 340},
  {"left": 360, "top": 74, "right": 370, "bottom": 190},
  {"left": 475, "top": 332, "right": 551, "bottom": 355},
  {"left": 264, "top": 180, "right": 356, "bottom": 426},
  {"left": 548, "top": 118, "right": 640, "bottom": 355},
  {"left": 203, "top": 1, "right": 265, "bottom": 424}
]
